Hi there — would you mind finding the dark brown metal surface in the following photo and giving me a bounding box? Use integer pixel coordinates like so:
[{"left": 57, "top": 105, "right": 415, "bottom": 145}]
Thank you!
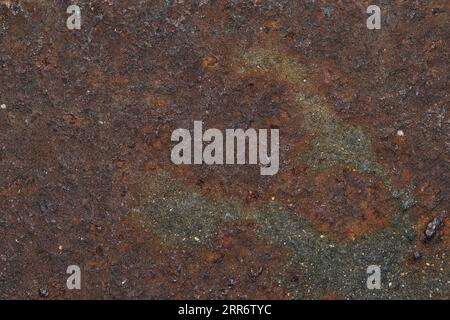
[{"left": 0, "top": 0, "right": 448, "bottom": 299}]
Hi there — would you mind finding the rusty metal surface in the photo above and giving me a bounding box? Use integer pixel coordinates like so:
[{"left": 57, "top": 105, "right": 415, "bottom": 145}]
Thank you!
[{"left": 0, "top": 0, "right": 448, "bottom": 299}]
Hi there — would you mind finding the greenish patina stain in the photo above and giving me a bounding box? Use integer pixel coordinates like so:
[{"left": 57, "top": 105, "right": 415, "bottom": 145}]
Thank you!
[
  {"left": 132, "top": 171, "right": 244, "bottom": 246},
  {"left": 131, "top": 171, "right": 448, "bottom": 299}
]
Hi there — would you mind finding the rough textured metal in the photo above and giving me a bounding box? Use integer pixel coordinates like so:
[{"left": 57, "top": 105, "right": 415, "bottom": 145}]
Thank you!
[{"left": 0, "top": 0, "right": 448, "bottom": 299}]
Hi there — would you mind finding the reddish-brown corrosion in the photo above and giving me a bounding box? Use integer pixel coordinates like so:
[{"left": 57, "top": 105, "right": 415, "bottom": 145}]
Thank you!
[{"left": 0, "top": 0, "right": 448, "bottom": 299}]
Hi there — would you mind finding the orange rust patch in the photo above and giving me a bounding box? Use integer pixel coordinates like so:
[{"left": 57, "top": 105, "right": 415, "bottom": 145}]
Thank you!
[
  {"left": 296, "top": 167, "right": 393, "bottom": 241},
  {"left": 145, "top": 94, "right": 171, "bottom": 110},
  {"left": 202, "top": 54, "right": 220, "bottom": 69}
]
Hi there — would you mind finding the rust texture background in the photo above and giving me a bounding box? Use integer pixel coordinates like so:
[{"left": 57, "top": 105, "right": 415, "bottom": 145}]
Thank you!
[{"left": 0, "top": 0, "right": 448, "bottom": 299}]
